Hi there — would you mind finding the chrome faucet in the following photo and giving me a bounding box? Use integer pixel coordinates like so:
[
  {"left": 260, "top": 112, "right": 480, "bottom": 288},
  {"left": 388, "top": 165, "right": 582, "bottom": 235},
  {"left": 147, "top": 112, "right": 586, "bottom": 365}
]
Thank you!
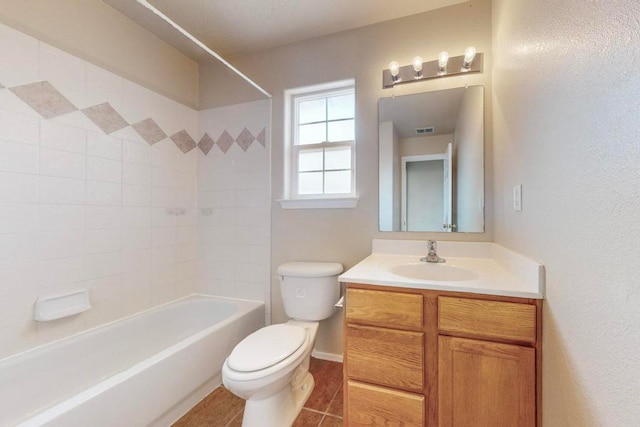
[{"left": 421, "top": 240, "right": 446, "bottom": 263}]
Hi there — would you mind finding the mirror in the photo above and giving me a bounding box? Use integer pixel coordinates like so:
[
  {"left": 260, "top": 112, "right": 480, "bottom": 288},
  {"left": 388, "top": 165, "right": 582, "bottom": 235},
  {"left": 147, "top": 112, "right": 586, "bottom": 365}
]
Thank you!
[{"left": 378, "top": 86, "right": 484, "bottom": 232}]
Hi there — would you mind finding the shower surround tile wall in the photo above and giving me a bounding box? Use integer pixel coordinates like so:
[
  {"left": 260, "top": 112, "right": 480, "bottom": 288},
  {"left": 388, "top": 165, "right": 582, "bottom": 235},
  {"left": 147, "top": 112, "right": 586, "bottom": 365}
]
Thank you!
[
  {"left": 0, "top": 23, "right": 199, "bottom": 359},
  {"left": 197, "top": 100, "right": 271, "bottom": 322}
]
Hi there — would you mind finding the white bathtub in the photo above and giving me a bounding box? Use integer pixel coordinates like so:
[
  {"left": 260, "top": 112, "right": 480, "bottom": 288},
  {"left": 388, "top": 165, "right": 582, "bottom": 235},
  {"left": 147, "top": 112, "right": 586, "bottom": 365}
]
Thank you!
[{"left": 0, "top": 294, "right": 265, "bottom": 427}]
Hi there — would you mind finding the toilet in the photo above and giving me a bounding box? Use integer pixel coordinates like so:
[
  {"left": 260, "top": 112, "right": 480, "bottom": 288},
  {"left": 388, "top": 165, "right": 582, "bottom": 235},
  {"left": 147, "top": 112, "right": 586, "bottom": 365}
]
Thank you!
[{"left": 222, "top": 261, "right": 343, "bottom": 427}]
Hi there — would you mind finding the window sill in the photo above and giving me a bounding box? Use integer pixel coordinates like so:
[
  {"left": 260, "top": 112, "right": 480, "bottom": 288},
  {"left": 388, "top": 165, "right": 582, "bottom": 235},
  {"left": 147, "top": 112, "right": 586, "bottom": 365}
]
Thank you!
[{"left": 277, "top": 196, "right": 359, "bottom": 210}]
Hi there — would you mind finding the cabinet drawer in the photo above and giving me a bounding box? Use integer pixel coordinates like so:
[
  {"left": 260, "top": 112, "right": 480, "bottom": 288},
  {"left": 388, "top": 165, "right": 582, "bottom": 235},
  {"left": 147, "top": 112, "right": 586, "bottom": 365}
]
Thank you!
[
  {"left": 439, "top": 296, "right": 536, "bottom": 344},
  {"left": 346, "top": 288, "right": 423, "bottom": 330},
  {"left": 347, "top": 380, "right": 425, "bottom": 427},
  {"left": 346, "top": 324, "right": 424, "bottom": 392}
]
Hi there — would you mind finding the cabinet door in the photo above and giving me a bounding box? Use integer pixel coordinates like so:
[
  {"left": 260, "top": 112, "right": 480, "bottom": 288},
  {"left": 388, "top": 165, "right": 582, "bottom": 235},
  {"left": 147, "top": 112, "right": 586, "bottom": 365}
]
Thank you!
[
  {"left": 438, "top": 336, "right": 535, "bottom": 427},
  {"left": 347, "top": 380, "right": 425, "bottom": 427}
]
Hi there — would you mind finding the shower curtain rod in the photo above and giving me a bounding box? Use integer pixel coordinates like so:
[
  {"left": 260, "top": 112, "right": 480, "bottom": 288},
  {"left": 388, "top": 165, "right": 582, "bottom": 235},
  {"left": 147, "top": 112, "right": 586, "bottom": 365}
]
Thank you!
[{"left": 136, "top": 0, "right": 272, "bottom": 99}]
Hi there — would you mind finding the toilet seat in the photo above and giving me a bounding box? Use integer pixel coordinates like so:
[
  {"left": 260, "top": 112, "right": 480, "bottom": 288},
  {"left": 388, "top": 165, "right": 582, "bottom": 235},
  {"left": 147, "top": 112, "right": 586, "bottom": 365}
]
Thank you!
[{"left": 227, "top": 324, "right": 307, "bottom": 372}]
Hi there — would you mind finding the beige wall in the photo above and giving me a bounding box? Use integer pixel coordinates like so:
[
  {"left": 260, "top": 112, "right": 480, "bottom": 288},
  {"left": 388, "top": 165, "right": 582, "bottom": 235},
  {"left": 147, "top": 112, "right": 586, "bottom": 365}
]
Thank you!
[
  {"left": 200, "top": 0, "right": 493, "bottom": 356},
  {"left": 0, "top": 0, "right": 198, "bottom": 108},
  {"left": 492, "top": 0, "right": 640, "bottom": 425},
  {"left": 199, "top": 58, "right": 266, "bottom": 109}
]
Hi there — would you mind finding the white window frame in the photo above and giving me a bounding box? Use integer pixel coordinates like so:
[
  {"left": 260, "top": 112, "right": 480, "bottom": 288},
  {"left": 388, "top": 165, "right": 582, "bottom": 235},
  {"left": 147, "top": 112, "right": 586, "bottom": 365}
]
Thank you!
[{"left": 279, "top": 79, "right": 359, "bottom": 209}]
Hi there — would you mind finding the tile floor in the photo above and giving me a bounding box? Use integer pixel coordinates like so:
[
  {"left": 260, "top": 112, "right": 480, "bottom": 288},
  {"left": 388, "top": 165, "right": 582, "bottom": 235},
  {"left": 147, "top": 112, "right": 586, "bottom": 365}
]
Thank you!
[{"left": 173, "top": 358, "right": 343, "bottom": 427}]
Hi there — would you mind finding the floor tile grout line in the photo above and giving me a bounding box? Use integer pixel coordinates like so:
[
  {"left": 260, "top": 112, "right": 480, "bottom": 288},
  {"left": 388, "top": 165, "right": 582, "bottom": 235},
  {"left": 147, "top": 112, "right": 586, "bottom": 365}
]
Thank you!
[
  {"left": 225, "top": 406, "right": 243, "bottom": 426},
  {"left": 303, "top": 407, "right": 328, "bottom": 415},
  {"left": 301, "top": 406, "right": 344, "bottom": 418},
  {"left": 324, "top": 381, "right": 343, "bottom": 417}
]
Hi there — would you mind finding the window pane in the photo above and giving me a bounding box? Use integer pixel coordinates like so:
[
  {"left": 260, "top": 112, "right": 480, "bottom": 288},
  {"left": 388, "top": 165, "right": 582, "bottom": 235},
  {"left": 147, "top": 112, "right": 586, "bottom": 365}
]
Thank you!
[
  {"left": 324, "top": 170, "right": 351, "bottom": 194},
  {"left": 325, "top": 147, "right": 351, "bottom": 170},
  {"left": 298, "top": 122, "right": 326, "bottom": 145},
  {"left": 328, "top": 119, "right": 354, "bottom": 142},
  {"left": 299, "top": 99, "right": 326, "bottom": 124},
  {"left": 299, "top": 149, "right": 323, "bottom": 172},
  {"left": 298, "top": 172, "right": 323, "bottom": 194},
  {"left": 328, "top": 94, "right": 354, "bottom": 120}
]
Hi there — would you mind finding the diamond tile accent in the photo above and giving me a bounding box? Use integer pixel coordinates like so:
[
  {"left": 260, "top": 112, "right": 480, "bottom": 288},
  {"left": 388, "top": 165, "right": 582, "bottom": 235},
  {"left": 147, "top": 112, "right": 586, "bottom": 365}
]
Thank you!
[
  {"left": 236, "top": 127, "right": 255, "bottom": 152},
  {"left": 132, "top": 118, "right": 167, "bottom": 145},
  {"left": 216, "top": 130, "right": 234, "bottom": 154},
  {"left": 10, "top": 81, "right": 77, "bottom": 118},
  {"left": 81, "top": 102, "right": 129, "bottom": 134},
  {"left": 171, "top": 130, "right": 197, "bottom": 154},
  {"left": 256, "top": 127, "right": 266, "bottom": 147},
  {"left": 198, "top": 133, "right": 215, "bottom": 155}
]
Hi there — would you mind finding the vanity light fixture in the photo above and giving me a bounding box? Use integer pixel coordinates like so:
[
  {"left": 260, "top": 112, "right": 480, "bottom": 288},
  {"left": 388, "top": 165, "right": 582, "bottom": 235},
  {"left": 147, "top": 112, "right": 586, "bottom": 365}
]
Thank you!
[
  {"left": 412, "top": 56, "right": 423, "bottom": 79},
  {"left": 382, "top": 47, "right": 482, "bottom": 88}
]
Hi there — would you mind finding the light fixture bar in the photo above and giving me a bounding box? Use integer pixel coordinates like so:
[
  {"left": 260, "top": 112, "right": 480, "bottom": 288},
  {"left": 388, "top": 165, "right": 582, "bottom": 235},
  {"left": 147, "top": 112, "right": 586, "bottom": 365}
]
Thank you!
[
  {"left": 136, "top": 0, "right": 272, "bottom": 99},
  {"left": 382, "top": 52, "right": 483, "bottom": 89}
]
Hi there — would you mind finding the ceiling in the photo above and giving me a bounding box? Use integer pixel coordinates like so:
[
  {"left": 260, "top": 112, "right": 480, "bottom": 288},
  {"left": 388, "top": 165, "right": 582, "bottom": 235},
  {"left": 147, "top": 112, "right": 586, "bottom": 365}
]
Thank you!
[
  {"left": 378, "top": 87, "right": 465, "bottom": 139},
  {"left": 104, "top": 0, "right": 467, "bottom": 62}
]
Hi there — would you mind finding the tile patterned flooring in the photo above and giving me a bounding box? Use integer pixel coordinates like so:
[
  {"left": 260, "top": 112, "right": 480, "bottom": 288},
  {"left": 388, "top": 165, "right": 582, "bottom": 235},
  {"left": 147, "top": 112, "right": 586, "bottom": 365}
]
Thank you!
[{"left": 173, "top": 358, "right": 343, "bottom": 427}]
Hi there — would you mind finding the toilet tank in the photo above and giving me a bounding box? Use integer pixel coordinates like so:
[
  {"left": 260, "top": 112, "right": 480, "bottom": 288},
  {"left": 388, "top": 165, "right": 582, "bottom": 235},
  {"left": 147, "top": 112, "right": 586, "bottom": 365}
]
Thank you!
[{"left": 277, "top": 262, "right": 343, "bottom": 321}]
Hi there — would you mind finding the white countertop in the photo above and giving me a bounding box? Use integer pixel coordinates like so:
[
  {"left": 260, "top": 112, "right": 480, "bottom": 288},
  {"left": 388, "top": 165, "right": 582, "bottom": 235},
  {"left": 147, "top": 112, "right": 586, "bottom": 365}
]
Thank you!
[{"left": 338, "top": 240, "right": 545, "bottom": 299}]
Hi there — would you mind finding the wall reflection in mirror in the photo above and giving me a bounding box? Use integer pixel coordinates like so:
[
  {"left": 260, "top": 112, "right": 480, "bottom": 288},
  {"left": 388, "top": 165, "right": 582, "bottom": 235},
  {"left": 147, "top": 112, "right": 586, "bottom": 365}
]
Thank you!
[{"left": 378, "top": 86, "right": 484, "bottom": 232}]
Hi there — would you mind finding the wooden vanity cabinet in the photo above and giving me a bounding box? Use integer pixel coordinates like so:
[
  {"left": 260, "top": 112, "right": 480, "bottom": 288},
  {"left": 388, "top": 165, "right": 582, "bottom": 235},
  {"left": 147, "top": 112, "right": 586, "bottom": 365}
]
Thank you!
[{"left": 343, "top": 285, "right": 542, "bottom": 427}]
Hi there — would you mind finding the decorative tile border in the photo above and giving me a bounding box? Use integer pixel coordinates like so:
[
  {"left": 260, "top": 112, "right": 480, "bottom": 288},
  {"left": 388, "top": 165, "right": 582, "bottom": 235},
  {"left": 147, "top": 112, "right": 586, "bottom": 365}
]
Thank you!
[
  {"left": 215, "top": 130, "right": 235, "bottom": 154},
  {"left": 81, "top": 102, "right": 128, "bottom": 134},
  {"left": 10, "top": 81, "right": 76, "bottom": 119},
  {"left": 256, "top": 128, "right": 266, "bottom": 147},
  {"left": 2, "top": 79, "right": 265, "bottom": 155},
  {"left": 198, "top": 133, "right": 215, "bottom": 155},
  {"left": 236, "top": 127, "right": 255, "bottom": 152},
  {"left": 132, "top": 118, "right": 167, "bottom": 145},
  {"left": 171, "top": 130, "right": 197, "bottom": 154},
  {"left": 197, "top": 127, "right": 266, "bottom": 155}
]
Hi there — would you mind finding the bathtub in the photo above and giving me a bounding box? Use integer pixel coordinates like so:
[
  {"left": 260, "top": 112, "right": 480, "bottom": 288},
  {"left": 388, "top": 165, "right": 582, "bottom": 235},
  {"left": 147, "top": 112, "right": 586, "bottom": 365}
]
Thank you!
[{"left": 0, "top": 295, "right": 265, "bottom": 427}]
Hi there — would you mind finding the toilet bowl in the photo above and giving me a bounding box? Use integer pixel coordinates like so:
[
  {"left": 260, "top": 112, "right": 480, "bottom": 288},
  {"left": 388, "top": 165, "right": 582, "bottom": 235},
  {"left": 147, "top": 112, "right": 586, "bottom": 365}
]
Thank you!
[
  {"left": 222, "top": 262, "right": 342, "bottom": 427},
  {"left": 222, "top": 321, "right": 319, "bottom": 426}
]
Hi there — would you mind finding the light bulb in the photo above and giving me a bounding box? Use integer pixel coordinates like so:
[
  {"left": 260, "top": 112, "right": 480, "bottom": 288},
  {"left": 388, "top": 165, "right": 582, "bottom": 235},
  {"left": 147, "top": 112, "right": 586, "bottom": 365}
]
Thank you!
[
  {"left": 438, "top": 51, "right": 449, "bottom": 73},
  {"left": 464, "top": 46, "right": 477, "bottom": 62},
  {"left": 412, "top": 56, "right": 423, "bottom": 73},
  {"left": 389, "top": 61, "right": 400, "bottom": 77},
  {"left": 463, "top": 46, "right": 476, "bottom": 70}
]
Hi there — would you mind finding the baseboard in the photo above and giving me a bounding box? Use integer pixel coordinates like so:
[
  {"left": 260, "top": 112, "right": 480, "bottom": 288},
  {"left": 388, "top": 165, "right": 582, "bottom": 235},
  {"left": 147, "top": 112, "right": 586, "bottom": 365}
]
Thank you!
[{"left": 311, "top": 350, "right": 343, "bottom": 363}]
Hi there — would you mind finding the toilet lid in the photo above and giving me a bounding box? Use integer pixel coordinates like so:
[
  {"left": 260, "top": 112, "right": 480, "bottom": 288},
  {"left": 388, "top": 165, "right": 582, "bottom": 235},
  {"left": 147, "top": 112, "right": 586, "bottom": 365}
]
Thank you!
[{"left": 227, "top": 324, "right": 307, "bottom": 372}]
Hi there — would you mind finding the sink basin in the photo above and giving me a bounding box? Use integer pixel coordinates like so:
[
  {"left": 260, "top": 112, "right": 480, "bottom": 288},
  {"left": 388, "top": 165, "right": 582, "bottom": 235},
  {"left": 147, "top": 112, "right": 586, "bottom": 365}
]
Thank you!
[{"left": 390, "top": 263, "right": 479, "bottom": 282}]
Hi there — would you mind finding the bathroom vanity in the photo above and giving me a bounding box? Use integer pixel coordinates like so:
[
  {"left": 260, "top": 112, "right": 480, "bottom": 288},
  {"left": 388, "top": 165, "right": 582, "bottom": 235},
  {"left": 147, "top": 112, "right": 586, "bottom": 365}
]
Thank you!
[{"left": 339, "top": 240, "right": 544, "bottom": 427}]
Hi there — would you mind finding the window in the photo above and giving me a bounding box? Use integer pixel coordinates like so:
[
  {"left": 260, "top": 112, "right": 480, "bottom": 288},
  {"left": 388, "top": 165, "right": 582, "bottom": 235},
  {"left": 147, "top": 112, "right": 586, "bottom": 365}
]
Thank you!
[{"left": 281, "top": 79, "right": 358, "bottom": 209}]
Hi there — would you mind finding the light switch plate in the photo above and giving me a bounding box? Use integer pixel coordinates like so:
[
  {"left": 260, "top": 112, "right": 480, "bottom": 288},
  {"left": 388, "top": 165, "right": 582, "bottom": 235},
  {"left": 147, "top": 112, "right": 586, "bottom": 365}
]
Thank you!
[{"left": 513, "top": 184, "right": 522, "bottom": 211}]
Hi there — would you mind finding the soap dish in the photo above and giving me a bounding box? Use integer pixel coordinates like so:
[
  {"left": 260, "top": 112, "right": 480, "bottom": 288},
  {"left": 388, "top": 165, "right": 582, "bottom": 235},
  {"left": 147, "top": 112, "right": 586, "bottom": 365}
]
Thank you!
[{"left": 34, "top": 290, "right": 91, "bottom": 321}]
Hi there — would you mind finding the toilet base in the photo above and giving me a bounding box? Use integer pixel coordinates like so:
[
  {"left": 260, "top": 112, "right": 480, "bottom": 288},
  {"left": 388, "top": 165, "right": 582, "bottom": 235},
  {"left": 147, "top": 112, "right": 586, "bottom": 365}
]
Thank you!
[{"left": 241, "top": 371, "right": 314, "bottom": 427}]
